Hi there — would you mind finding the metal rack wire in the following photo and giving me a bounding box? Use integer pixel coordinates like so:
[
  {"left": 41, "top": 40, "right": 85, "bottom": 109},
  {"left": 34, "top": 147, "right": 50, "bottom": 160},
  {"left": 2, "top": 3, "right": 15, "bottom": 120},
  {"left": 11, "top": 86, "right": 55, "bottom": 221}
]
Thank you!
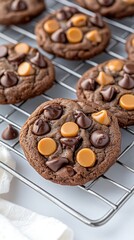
[{"left": 0, "top": 0, "right": 134, "bottom": 227}]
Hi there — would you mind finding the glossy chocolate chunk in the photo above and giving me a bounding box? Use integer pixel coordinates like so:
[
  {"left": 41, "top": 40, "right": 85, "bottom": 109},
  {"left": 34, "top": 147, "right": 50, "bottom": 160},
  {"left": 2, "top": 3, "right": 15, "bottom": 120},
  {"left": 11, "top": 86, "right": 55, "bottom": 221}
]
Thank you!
[
  {"left": 0, "top": 71, "right": 18, "bottom": 88},
  {"left": 100, "top": 86, "right": 116, "bottom": 101},
  {"left": 90, "top": 130, "right": 109, "bottom": 148},
  {"left": 30, "top": 52, "right": 47, "bottom": 68},
  {"left": 74, "top": 111, "right": 92, "bottom": 129},
  {"left": 44, "top": 104, "right": 63, "bottom": 120},
  {"left": 2, "top": 124, "right": 18, "bottom": 140},
  {"left": 118, "top": 74, "right": 134, "bottom": 90},
  {"left": 10, "top": 0, "right": 27, "bottom": 11},
  {"left": 32, "top": 119, "right": 50, "bottom": 135},
  {"left": 51, "top": 29, "right": 67, "bottom": 43},
  {"left": 46, "top": 157, "right": 69, "bottom": 172},
  {"left": 123, "top": 62, "right": 134, "bottom": 75},
  {"left": 81, "top": 78, "right": 96, "bottom": 91},
  {"left": 8, "top": 53, "right": 26, "bottom": 65},
  {"left": 60, "top": 136, "right": 82, "bottom": 150},
  {"left": 90, "top": 14, "right": 104, "bottom": 28},
  {"left": 97, "top": 0, "right": 115, "bottom": 6},
  {"left": 0, "top": 46, "right": 8, "bottom": 58}
]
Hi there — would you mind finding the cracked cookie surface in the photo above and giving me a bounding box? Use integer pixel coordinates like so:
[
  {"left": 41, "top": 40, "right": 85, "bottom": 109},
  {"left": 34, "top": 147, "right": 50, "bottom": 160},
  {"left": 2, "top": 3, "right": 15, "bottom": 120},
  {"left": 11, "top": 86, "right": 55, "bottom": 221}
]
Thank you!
[
  {"left": 20, "top": 98, "right": 121, "bottom": 186},
  {"left": 75, "top": 0, "right": 134, "bottom": 18},
  {"left": 0, "top": 43, "right": 55, "bottom": 104},
  {"left": 35, "top": 6, "right": 110, "bottom": 60},
  {"left": 0, "top": 0, "right": 45, "bottom": 25},
  {"left": 77, "top": 59, "right": 134, "bottom": 126}
]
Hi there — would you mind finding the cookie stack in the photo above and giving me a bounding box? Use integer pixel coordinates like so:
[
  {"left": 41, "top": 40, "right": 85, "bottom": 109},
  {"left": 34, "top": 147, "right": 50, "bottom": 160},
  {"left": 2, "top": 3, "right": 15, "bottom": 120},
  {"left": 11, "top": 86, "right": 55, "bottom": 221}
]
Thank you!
[{"left": 0, "top": 1, "right": 134, "bottom": 186}]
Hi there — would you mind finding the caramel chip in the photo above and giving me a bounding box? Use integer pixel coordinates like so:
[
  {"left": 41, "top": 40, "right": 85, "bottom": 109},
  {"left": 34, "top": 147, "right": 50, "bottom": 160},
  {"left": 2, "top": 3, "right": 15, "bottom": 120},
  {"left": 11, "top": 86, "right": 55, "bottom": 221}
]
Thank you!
[
  {"left": 132, "top": 38, "right": 134, "bottom": 47},
  {"left": 122, "top": 0, "right": 134, "bottom": 3},
  {"left": 96, "top": 71, "right": 114, "bottom": 86},
  {"left": 38, "top": 138, "right": 57, "bottom": 156},
  {"left": 92, "top": 110, "right": 111, "bottom": 125},
  {"left": 15, "top": 43, "right": 30, "bottom": 54},
  {"left": 71, "top": 14, "right": 87, "bottom": 27},
  {"left": 18, "top": 62, "right": 35, "bottom": 76},
  {"left": 66, "top": 27, "right": 83, "bottom": 43},
  {"left": 119, "top": 94, "right": 134, "bottom": 110},
  {"left": 44, "top": 19, "right": 60, "bottom": 34},
  {"left": 61, "top": 122, "right": 79, "bottom": 137},
  {"left": 86, "top": 30, "right": 102, "bottom": 43},
  {"left": 76, "top": 148, "right": 96, "bottom": 167},
  {"left": 107, "top": 59, "right": 124, "bottom": 72}
]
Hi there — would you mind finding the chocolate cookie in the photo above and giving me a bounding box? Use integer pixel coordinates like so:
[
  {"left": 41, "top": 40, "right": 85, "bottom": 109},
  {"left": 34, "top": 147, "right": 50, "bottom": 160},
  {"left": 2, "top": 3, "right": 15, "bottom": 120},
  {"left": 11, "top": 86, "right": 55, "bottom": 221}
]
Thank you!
[
  {"left": 77, "top": 59, "right": 134, "bottom": 127},
  {"left": 126, "top": 34, "right": 134, "bottom": 61},
  {"left": 75, "top": 0, "right": 134, "bottom": 18},
  {"left": 0, "top": 0, "right": 45, "bottom": 25},
  {"left": 35, "top": 6, "right": 110, "bottom": 60},
  {"left": 20, "top": 98, "right": 121, "bottom": 186},
  {"left": 0, "top": 43, "right": 55, "bottom": 104}
]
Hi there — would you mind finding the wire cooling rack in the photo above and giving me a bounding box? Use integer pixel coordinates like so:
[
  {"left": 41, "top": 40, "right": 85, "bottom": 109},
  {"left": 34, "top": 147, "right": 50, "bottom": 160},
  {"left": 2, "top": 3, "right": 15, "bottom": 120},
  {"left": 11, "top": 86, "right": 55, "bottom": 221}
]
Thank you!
[{"left": 0, "top": 0, "right": 134, "bottom": 227}]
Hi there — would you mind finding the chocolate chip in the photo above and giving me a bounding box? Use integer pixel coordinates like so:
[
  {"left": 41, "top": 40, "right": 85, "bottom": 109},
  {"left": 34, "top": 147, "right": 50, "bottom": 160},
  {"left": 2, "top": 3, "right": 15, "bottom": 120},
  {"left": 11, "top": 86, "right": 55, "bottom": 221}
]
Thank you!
[
  {"left": 97, "top": 0, "right": 115, "bottom": 6},
  {"left": 118, "top": 74, "right": 134, "bottom": 90},
  {"left": 30, "top": 52, "right": 47, "bottom": 68},
  {"left": 0, "top": 71, "right": 18, "bottom": 88},
  {"left": 81, "top": 78, "right": 96, "bottom": 91},
  {"left": 100, "top": 86, "right": 116, "bottom": 101},
  {"left": 2, "top": 124, "right": 19, "bottom": 140},
  {"left": 56, "top": 10, "right": 67, "bottom": 21},
  {"left": 123, "top": 62, "right": 134, "bottom": 75},
  {"left": 32, "top": 119, "right": 50, "bottom": 136},
  {"left": 0, "top": 46, "right": 8, "bottom": 58},
  {"left": 74, "top": 111, "right": 92, "bottom": 129},
  {"left": 44, "top": 105, "right": 63, "bottom": 120},
  {"left": 46, "top": 157, "right": 69, "bottom": 172},
  {"left": 51, "top": 29, "right": 67, "bottom": 43},
  {"left": 90, "top": 130, "right": 109, "bottom": 148},
  {"left": 8, "top": 53, "right": 26, "bottom": 65},
  {"left": 60, "top": 136, "right": 82, "bottom": 151},
  {"left": 10, "top": 0, "right": 27, "bottom": 11},
  {"left": 90, "top": 14, "right": 104, "bottom": 28}
]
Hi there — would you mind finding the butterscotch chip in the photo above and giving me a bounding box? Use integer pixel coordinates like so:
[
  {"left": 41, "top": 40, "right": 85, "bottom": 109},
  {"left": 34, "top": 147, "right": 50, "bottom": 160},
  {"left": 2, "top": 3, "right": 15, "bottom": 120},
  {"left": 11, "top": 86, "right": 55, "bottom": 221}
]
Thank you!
[
  {"left": 71, "top": 14, "right": 87, "bottom": 27},
  {"left": 119, "top": 94, "right": 134, "bottom": 110},
  {"left": 61, "top": 122, "right": 79, "bottom": 137},
  {"left": 18, "top": 62, "right": 35, "bottom": 76},
  {"left": 44, "top": 19, "right": 60, "bottom": 34},
  {"left": 86, "top": 30, "right": 102, "bottom": 43},
  {"left": 96, "top": 71, "right": 114, "bottom": 86},
  {"left": 132, "top": 38, "right": 134, "bottom": 47},
  {"left": 66, "top": 27, "right": 83, "bottom": 43},
  {"left": 15, "top": 43, "right": 30, "bottom": 54},
  {"left": 38, "top": 138, "right": 57, "bottom": 156},
  {"left": 123, "top": 0, "right": 134, "bottom": 3},
  {"left": 92, "top": 110, "right": 111, "bottom": 125},
  {"left": 107, "top": 59, "right": 124, "bottom": 72},
  {"left": 76, "top": 148, "right": 96, "bottom": 167}
]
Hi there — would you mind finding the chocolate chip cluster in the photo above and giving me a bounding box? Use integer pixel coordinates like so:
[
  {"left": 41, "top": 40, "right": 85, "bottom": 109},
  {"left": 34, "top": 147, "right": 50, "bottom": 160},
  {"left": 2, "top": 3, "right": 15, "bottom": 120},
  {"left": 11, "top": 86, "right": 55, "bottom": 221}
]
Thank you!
[
  {"left": 33, "top": 104, "right": 110, "bottom": 173},
  {"left": 43, "top": 6, "right": 105, "bottom": 45},
  {"left": 0, "top": 43, "right": 47, "bottom": 88}
]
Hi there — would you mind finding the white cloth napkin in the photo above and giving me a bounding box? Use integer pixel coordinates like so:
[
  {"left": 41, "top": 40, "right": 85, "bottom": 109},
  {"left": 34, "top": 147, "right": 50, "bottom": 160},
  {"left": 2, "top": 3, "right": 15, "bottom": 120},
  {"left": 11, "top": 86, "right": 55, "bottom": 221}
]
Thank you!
[{"left": 0, "top": 145, "right": 74, "bottom": 240}]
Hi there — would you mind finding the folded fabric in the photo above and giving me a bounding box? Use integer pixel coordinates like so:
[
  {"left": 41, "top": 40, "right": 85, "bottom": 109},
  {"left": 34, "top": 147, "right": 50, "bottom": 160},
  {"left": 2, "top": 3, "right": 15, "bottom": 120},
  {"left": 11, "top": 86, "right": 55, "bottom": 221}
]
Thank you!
[
  {"left": 0, "top": 144, "right": 16, "bottom": 194},
  {"left": 0, "top": 199, "right": 74, "bottom": 240},
  {"left": 0, "top": 145, "right": 74, "bottom": 240}
]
